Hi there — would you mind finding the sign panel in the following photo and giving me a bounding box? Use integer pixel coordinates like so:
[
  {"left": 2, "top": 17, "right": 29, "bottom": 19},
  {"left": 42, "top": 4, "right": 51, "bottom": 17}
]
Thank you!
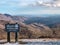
[{"left": 5, "top": 23, "right": 20, "bottom": 32}]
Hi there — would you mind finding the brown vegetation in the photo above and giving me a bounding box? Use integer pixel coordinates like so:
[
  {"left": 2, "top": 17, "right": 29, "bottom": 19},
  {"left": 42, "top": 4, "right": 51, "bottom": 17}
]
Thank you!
[{"left": 0, "top": 14, "right": 60, "bottom": 39}]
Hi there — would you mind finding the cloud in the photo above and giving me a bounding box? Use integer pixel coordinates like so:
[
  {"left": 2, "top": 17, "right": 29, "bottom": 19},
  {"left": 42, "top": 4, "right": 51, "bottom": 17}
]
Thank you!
[
  {"left": 30, "top": 0, "right": 60, "bottom": 7},
  {"left": 0, "top": 0, "right": 60, "bottom": 7},
  {"left": 0, "top": 0, "right": 60, "bottom": 15}
]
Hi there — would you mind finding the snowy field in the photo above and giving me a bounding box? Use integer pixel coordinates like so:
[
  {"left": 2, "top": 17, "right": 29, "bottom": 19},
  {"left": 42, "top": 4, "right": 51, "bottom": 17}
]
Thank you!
[
  {"left": 0, "top": 42, "right": 60, "bottom": 45},
  {"left": 0, "top": 43, "right": 19, "bottom": 45},
  {"left": 0, "top": 39, "right": 60, "bottom": 45}
]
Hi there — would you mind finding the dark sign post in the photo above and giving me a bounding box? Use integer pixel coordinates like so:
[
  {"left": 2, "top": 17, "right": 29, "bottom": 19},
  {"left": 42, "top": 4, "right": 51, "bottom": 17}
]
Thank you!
[{"left": 5, "top": 23, "right": 20, "bottom": 42}]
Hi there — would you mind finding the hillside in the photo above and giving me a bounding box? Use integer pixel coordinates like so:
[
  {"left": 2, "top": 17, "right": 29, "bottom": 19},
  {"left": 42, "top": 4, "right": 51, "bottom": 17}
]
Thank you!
[{"left": 0, "top": 14, "right": 60, "bottom": 39}]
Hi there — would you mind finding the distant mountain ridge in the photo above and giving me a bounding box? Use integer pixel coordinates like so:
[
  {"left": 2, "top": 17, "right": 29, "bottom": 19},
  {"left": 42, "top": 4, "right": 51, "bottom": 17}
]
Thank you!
[
  {"left": 24, "top": 15, "right": 60, "bottom": 28},
  {"left": 0, "top": 13, "right": 60, "bottom": 39},
  {"left": 0, "top": 13, "right": 60, "bottom": 28}
]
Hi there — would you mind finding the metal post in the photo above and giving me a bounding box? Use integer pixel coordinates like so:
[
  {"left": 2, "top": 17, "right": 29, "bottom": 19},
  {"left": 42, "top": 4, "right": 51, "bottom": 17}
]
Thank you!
[
  {"left": 15, "top": 32, "right": 18, "bottom": 42},
  {"left": 7, "top": 32, "right": 10, "bottom": 42}
]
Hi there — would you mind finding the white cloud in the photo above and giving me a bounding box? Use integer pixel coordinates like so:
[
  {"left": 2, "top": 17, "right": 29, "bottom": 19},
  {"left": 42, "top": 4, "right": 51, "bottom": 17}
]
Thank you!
[
  {"left": 32, "top": 0, "right": 60, "bottom": 7},
  {"left": 0, "top": 0, "right": 60, "bottom": 15},
  {"left": 1, "top": 0, "right": 60, "bottom": 7}
]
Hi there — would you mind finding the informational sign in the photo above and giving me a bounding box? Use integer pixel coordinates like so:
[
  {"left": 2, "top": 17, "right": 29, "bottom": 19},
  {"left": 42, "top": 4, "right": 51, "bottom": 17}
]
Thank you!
[
  {"left": 5, "top": 23, "right": 20, "bottom": 32},
  {"left": 5, "top": 23, "right": 20, "bottom": 42}
]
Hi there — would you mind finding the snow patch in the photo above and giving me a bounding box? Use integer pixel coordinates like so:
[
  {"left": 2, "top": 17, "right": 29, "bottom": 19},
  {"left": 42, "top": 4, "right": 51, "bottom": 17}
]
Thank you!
[{"left": 0, "top": 43, "right": 19, "bottom": 45}]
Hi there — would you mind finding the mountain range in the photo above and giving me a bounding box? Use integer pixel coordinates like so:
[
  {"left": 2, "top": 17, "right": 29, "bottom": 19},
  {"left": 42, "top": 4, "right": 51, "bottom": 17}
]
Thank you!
[{"left": 0, "top": 14, "right": 60, "bottom": 39}]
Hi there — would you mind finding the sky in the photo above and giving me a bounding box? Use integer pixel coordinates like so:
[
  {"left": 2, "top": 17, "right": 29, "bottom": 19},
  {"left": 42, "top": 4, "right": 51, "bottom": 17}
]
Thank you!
[{"left": 0, "top": 0, "right": 60, "bottom": 15}]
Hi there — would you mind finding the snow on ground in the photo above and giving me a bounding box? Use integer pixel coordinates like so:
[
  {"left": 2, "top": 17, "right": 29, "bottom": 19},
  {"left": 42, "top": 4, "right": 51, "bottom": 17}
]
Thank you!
[
  {"left": 0, "top": 43, "right": 19, "bottom": 45},
  {"left": 0, "top": 39, "right": 60, "bottom": 45},
  {"left": 19, "top": 39, "right": 60, "bottom": 42}
]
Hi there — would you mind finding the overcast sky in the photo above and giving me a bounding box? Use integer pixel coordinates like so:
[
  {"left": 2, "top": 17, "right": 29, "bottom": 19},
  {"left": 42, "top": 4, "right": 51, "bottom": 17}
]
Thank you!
[{"left": 0, "top": 0, "right": 60, "bottom": 15}]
